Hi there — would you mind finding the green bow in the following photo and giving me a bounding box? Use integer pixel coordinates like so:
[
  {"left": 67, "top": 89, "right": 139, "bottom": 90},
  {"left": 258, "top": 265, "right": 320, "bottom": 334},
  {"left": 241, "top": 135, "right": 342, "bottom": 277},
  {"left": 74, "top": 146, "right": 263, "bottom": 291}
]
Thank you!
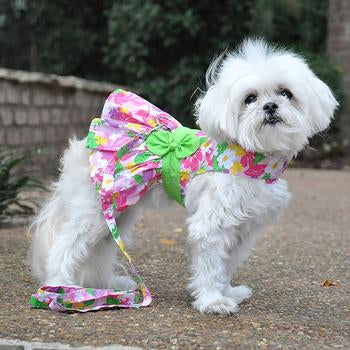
[{"left": 146, "top": 127, "right": 200, "bottom": 205}]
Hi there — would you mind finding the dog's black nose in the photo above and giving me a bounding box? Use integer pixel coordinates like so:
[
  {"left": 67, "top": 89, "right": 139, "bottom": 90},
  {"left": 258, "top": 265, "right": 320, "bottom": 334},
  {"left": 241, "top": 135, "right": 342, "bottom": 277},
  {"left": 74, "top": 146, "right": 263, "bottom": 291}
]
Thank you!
[{"left": 263, "top": 102, "right": 278, "bottom": 114}]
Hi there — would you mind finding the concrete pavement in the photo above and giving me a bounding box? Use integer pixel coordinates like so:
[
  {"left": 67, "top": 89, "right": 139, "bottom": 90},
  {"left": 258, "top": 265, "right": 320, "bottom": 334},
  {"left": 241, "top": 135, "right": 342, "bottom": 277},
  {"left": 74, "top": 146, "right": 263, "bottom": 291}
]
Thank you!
[{"left": 0, "top": 169, "right": 349, "bottom": 349}]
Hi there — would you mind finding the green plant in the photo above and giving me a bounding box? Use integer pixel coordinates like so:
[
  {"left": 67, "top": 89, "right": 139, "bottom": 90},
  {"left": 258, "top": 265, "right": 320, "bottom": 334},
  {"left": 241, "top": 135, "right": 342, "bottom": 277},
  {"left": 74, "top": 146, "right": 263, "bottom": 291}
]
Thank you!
[{"left": 0, "top": 149, "right": 44, "bottom": 224}]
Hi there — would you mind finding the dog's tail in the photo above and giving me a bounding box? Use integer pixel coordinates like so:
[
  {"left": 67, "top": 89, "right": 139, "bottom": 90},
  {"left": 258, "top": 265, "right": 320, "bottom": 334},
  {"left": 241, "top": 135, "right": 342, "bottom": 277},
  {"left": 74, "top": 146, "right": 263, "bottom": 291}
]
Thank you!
[{"left": 28, "top": 179, "right": 65, "bottom": 282}]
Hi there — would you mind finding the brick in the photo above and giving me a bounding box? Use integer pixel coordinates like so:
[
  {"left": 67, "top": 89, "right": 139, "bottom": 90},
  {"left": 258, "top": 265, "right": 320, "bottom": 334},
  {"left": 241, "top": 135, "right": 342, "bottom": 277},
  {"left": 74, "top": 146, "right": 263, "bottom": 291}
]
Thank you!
[
  {"left": 56, "top": 90, "right": 66, "bottom": 105},
  {"left": 0, "top": 81, "right": 7, "bottom": 103},
  {"left": 20, "top": 126, "right": 35, "bottom": 144},
  {"left": 21, "top": 87, "right": 31, "bottom": 105},
  {"left": 328, "top": 23, "right": 346, "bottom": 37},
  {"left": 32, "top": 127, "right": 44, "bottom": 143},
  {"left": 74, "top": 90, "right": 88, "bottom": 107},
  {"left": 6, "top": 127, "right": 21, "bottom": 145},
  {"left": 40, "top": 108, "right": 51, "bottom": 124},
  {"left": 72, "top": 108, "right": 81, "bottom": 123},
  {"left": 28, "top": 107, "right": 40, "bottom": 125},
  {"left": 65, "top": 93, "right": 74, "bottom": 106},
  {"left": 45, "top": 126, "right": 60, "bottom": 142},
  {"left": 92, "top": 94, "right": 103, "bottom": 108},
  {"left": 327, "top": 40, "right": 349, "bottom": 54},
  {"left": 0, "top": 128, "right": 5, "bottom": 144},
  {"left": 51, "top": 107, "right": 62, "bottom": 125},
  {"left": 62, "top": 109, "right": 72, "bottom": 125},
  {"left": 0, "top": 81, "right": 17, "bottom": 104},
  {"left": 32, "top": 87, "right": 46, "bottom": 106},
  {"left": 0, "top": 107, "right": 13, "bottom": 126},
  {"left": 345, "top": 23, "right": 350, "bottom": 38},
  {"left": 61, "top": 126, "right": 71, "bottom": 141},
  {"left": 14, "top": 108, "right": 28, "bottom": 126},
  {"left": 32, "top": 86, "right": 54, "bottom": 106},
  {"left": 81, "top": 107, "right": 94, "bottom": 122},
  {"left": 5, "top": 82, "right": 20, "bottom": 104}
]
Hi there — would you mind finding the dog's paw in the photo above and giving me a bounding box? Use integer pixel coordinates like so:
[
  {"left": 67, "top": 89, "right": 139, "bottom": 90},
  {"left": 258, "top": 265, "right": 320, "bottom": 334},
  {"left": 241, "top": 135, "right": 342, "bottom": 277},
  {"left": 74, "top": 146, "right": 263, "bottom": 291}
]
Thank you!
[
  {"left": 110, "top": 276, "right": 138, "bottom": 291},
  {"left": 193, "top": 296, "right": 239, "bottom": 315},
  {"left": 224, "top": 285, "right": 252, "bottom": 304}
]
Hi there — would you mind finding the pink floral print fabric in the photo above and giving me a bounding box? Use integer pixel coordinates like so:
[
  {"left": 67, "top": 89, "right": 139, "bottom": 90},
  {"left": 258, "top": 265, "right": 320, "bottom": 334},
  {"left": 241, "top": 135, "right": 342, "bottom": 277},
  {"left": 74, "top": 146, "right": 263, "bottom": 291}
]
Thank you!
[{"left": 87, "top": 89, "right": 289, "bottom": 213}]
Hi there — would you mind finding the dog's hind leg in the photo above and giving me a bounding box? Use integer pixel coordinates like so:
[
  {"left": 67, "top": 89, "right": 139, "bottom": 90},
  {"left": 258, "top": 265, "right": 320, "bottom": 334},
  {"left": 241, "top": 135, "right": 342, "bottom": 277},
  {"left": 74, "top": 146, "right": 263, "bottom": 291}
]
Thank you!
[
  {"left": 77, "top": 232, "right": 137, "bottom": 290},
  {"left": 43, "top": 209, "right": 109, "bottom": 287}
]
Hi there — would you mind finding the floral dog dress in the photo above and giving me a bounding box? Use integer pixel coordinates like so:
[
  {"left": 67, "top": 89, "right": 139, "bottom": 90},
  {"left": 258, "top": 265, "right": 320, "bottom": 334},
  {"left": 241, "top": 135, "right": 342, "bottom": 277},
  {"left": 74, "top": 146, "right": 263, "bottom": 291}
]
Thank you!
[{"left": 30, "top": 89, "right": 289, "bottom": 312}]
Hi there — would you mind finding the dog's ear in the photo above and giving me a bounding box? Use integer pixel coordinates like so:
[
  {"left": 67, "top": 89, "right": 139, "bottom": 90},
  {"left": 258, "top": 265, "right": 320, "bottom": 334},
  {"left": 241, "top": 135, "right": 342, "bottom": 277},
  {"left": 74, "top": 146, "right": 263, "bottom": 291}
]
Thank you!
[
  {"left": 306, "top": 74, "right": 338, "bottom": 135},
  {"left": 194, "top": 52, "right": 239, "bottom": 141},
  {"left": 195, "top": 84, "right": 235, "bottom": 141}
]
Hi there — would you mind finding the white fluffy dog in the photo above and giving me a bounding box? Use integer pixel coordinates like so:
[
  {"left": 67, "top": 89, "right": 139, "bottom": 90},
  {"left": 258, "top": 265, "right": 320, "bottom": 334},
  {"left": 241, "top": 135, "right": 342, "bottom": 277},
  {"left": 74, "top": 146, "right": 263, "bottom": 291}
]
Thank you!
[{"left": 29, "top": 39, "right": 338, "bottom": 314}]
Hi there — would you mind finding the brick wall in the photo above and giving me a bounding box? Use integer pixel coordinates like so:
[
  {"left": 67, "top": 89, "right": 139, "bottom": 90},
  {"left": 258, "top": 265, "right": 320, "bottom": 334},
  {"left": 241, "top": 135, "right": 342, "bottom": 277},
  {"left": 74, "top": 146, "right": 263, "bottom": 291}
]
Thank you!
[
  {"left": 327, "top": 0, "right": 350, "bottom": 153},
  {"left": 0, "top": 69, "right": 121, "bottom": 176}
]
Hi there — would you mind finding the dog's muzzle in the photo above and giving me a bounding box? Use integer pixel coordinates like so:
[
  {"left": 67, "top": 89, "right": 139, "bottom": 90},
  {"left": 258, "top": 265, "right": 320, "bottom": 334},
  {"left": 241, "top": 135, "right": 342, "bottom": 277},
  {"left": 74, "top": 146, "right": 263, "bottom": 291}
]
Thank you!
[
  {"left": 263, "top": 113, "right": 283, "bottom": 126},
  {"left": 262, "top": 103, "right": 282, "bottom": 125}
]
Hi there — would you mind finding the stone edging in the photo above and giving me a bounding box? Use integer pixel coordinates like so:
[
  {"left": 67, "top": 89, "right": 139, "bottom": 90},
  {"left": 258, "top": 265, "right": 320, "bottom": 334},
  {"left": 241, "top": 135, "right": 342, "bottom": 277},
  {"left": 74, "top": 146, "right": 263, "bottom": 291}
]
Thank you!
[
  {"left": 0, "top": 68, "right": 126, "bottom": 93},
  {"left": 0, "top": 339, "right": 143, "bottom": 350}
]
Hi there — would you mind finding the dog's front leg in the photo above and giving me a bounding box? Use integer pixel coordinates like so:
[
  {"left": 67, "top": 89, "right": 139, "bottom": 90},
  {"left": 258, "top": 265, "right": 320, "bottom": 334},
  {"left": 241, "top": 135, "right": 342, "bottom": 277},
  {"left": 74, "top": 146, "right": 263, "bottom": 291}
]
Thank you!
[
  {"left": 222, "top": 231, "right": 254, "bottom": 303},
  {"left": 186, "top": 212, "right": 241, "bottom": 314}
]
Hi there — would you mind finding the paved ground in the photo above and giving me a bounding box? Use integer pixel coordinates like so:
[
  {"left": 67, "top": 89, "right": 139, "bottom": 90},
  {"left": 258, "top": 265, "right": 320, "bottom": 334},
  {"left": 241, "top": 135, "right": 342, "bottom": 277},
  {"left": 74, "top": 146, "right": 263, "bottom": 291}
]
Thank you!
[{"left": 0, "top": 169, "right": 349, "bottom": 349}]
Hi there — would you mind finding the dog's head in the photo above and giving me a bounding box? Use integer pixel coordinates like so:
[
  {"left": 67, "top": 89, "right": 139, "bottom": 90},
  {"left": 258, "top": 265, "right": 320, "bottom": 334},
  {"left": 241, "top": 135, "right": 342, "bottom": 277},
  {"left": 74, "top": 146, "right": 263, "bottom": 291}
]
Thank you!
[{"left": 195, "top": 39, "right": 338, "bottom": 154}]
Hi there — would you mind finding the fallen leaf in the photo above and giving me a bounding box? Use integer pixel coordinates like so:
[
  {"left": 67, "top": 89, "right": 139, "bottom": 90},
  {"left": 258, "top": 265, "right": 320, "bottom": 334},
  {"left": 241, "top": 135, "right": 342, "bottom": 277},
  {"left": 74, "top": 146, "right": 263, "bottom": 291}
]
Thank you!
[
  {"left": 173, "top": 228, "right": 183, "bottom": 233},
  {"left": 160, "top": 238, "right": 176, "bottom": 246},
  {"left": 322, "top": 279, "right": 340, "bottom": 287},
  {"left": 250, "top": 321, "right": 261, "bottom": 327}
]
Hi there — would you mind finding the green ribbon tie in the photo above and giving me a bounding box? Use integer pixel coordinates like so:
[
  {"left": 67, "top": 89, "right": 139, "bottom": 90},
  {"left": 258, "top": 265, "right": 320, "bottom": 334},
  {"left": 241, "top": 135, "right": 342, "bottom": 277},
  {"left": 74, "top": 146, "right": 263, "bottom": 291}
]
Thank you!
[{"left": 146, "top": 127, "right": 200, "bottom": 205}]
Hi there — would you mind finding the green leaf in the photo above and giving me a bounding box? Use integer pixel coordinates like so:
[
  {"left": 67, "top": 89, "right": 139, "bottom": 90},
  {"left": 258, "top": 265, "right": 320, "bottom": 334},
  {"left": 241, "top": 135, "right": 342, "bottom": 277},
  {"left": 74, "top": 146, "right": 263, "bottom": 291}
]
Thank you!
[
  {"left": 117, "top": 145, "right": 130, "bottom": 160},
  {"left": 92, "top": 118, "right": 105, "bottom": 126},
  {"left": 86, "top": 288, "right": 95, "bottom": 296},
  {"left": 216, "top": 143, "right": 228, "bottom": 156},
  {"left": 95, "top": 183, "right": 101, "bottom": 193},
  {"left": 86, "top": 131, "right": 98, "bottom": 149},
  {"left": 254, "top": 152, "right": 266, "bottom": 165},
  {"left": 199, "top": 136, "right": 207, "bottom": 145},
  {"left": 111, "top": 226, "right": 119, "bottom": 240},
  {"left": 134, "top": 174, "right": 143, "bottom": 184},
  {"left": 213, "top": 155, "right": 221, "bottom": 172},
  {"left": 29, "top": 296, "right": 48, "bottom": 309},
  {"left": 115, "top": 162, "right": 123, "bottom": 174},
  {"left": 106, "top": 296, "right": 121, "bottom": 305},
  {"left": 135, "top": 151, "right": 152, "bottom": 164},
  {"left": 83, "top": 299, "right": 95, "bottom": 307}
]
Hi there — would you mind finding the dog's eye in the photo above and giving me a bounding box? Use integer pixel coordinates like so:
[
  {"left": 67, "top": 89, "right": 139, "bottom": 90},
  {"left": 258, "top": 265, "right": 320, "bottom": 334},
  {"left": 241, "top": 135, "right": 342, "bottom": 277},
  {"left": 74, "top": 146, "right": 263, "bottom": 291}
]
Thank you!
[
  {"left": 245, "top": 94, "right": 257, "bottom": 105},
  {"left": 280, "top": 89, "right": 293, "bottom": 99}
]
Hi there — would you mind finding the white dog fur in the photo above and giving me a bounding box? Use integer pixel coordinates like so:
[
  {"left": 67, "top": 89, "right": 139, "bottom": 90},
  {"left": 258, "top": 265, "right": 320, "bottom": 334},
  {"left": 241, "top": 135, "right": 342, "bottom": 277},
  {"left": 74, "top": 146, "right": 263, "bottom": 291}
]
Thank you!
[{"left": 29, "top": 39, "right": 338, "bottom": 314}]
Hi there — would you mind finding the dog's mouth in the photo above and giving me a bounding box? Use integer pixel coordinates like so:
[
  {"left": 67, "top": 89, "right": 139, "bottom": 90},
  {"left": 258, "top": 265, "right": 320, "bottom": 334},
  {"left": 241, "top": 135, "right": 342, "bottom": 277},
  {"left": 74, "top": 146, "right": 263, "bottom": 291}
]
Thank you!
[{"left": 262, "top": 114, "right": 283, "bottom": 126}]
